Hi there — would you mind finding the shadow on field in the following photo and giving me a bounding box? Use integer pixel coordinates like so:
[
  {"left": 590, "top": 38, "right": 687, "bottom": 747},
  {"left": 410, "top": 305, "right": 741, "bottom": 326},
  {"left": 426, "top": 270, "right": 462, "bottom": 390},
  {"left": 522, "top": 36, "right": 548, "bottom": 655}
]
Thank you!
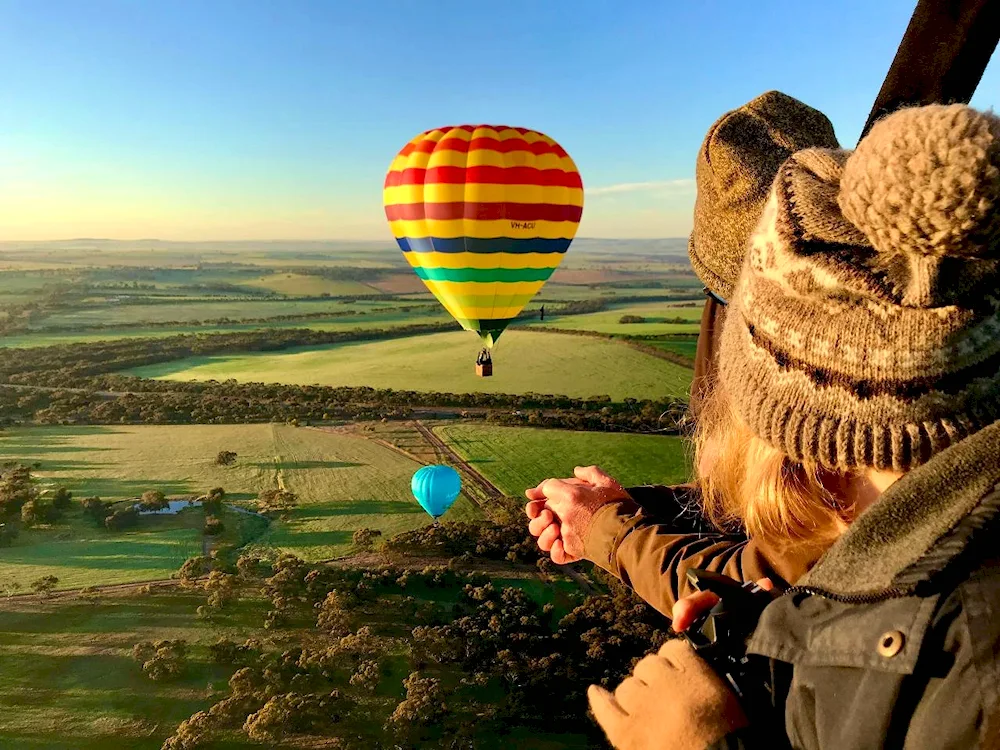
[
  {"left": 0, "top": 539, "right": 194, "bottom": 569},
  {"left": 302, "top": 500, "right": 423, "bottom": 517},
  {"left": 0, "top": 443, "right": 118, "bottom": 457},
  {"left": 250, "top": 460, "right": 364, "bottom": 470},
  {"left": 57, "top": 478, "right": 191, "bottom": 498},
  {"left": 27, "top": 460, "right": 116, "bottom": 472},
  {"left": 273, "top": 529, "right": 353, "bottom": 548}
]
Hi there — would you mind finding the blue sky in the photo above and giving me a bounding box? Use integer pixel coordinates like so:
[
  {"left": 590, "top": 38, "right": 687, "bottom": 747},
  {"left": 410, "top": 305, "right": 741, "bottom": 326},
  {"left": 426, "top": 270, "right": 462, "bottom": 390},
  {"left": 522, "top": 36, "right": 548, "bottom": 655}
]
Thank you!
[{"left": 0, "top": 0, "right": 996, "bottom": 241}]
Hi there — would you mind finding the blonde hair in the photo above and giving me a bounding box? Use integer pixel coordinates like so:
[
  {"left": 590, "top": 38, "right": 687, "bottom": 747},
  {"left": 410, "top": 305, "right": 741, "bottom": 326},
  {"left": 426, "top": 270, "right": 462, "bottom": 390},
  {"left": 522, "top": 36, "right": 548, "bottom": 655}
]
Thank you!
[{"left": 694, "top": 385, "right": 853, "bottom": 550}]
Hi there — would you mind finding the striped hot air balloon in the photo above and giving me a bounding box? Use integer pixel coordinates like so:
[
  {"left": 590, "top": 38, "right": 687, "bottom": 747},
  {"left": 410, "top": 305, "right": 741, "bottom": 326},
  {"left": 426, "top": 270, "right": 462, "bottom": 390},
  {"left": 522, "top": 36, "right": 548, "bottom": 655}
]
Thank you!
[{"left": 383, "top": 125, "right": 583, "bottom": 358}]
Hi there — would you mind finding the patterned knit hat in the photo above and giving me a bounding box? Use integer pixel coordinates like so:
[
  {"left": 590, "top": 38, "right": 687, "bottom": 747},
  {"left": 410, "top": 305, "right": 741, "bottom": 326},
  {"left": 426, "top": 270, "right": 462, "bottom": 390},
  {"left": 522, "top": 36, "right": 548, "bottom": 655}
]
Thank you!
[
  {"left": 689, "top": 91, "right": 840, "bottom": 301},
  {"left": 720, "top": 104, "right": 1000, "bottom": 472}
]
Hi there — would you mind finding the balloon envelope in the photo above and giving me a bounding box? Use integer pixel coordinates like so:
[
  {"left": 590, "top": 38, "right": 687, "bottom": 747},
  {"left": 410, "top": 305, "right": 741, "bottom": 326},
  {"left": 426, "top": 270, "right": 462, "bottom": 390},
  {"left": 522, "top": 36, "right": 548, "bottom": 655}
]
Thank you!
[
  {"left": 384, "top": 125, "right": 583, "bottom": 348},
  {"left": 411, "top": 464, "right": 462, "bottom": 520}
]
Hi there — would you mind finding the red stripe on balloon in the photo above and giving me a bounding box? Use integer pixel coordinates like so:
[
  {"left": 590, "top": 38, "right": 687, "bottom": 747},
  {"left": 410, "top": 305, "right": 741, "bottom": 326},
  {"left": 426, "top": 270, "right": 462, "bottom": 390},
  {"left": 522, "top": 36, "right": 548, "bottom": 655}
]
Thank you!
[
  {"left": 385, "top": 166, "right": 583, "bottom": 188},
  {"left": 384, "top": 202, "right": 583, "bottom": 222}
]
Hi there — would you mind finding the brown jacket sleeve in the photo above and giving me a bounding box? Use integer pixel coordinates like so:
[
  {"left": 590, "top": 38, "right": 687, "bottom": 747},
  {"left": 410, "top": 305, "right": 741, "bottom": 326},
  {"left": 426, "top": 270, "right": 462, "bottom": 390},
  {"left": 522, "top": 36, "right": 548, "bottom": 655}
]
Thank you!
[
  {"left": 582, "top": 499, "right": 778, "bottom": 618},
  {"left": 582, "top": 494, "right": 817, "bottom": 618}
]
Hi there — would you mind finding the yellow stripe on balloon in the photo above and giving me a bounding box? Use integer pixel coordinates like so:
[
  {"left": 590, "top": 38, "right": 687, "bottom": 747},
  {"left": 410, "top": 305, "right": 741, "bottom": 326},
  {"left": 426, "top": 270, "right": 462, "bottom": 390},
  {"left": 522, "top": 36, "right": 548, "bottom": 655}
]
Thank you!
[
  {"left": 403, "top": 252, "right": 564, "bottom": 270},
  {"left": 416, "top": 129, "right": 449, "bottom": 143},
  {"left": 389, "top": 218, "right": 580, "bottom": 241},
  {"left": 422, "top": 278, "right": 545, "bottom": 298},
  {"left": 427, "top": 127, "right": 555, "bottom": 144},
  {"left": 390, "top": 150, "right": 576, "bottom": 172},
  {"left": 384, "top": 184, "right": 584, "bottom": 206},
  {"left": 422, "top": 290, "right": 542, "bottom": 309}
]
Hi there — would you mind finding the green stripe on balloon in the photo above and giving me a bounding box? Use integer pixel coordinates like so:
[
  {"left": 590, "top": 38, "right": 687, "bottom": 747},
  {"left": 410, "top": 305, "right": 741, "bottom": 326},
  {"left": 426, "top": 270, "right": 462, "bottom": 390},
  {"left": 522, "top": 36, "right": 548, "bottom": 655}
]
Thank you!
[
  {"left": 453, "top": 317, "right": 512, "bottom": 348},
  {"left": 414, "top": 266, "right": 556, "bottom": 283}
]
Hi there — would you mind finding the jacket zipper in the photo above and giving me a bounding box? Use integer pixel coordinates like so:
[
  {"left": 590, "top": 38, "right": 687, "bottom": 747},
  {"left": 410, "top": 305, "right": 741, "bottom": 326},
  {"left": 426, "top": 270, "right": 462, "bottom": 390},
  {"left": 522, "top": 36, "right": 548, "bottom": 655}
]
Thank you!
[{"left": 778, "top": 584, "right": 911, "bottom": 605}]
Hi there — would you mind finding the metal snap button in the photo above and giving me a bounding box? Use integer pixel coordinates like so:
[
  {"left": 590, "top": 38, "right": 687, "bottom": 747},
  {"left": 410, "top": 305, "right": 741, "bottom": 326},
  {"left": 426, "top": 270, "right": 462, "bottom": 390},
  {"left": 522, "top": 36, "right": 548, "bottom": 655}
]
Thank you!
[{"left": 877, "top": 630, "right": 905, "bottom": 658}]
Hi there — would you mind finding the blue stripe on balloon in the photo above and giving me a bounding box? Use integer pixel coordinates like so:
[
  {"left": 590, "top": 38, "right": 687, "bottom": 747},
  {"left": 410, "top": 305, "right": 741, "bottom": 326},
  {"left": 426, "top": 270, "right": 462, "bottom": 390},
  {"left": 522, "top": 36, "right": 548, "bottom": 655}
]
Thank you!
[{"left": 395, "top": 237, "right": 572, "bottom": 254}]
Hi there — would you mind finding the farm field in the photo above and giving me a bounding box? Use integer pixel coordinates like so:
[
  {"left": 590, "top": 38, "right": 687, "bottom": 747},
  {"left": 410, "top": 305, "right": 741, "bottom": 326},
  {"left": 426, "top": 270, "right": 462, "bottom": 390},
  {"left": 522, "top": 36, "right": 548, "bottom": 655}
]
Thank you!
[
  {"left": 647, "top": 338, "right": 699, "bottom": 358},
  {"left": 0, "top": 308, "right": 452, "bottom": 348},
  {"left": 241, "top": 272, "right": 380, "bottom": 297},
  {"left": 529, "top": 300, "right": 704, "bottom": 336},
  {"left": 250, "top": 425, "right": 481, "bottom": 560},
  {"left": 0, "top": 591, "right": 271, "bottom": 750},
  {"left": 437, "top": 424, "right": 691, "bottom": 496},
  {"left": 126, "top": 329, "right": 694, "bottom": 400},
  {"left": 0, "top": 424, "right": 480, "bottom": 588},
  {"left": 33, "top": 299, "right": 382, "bottom": 328}
]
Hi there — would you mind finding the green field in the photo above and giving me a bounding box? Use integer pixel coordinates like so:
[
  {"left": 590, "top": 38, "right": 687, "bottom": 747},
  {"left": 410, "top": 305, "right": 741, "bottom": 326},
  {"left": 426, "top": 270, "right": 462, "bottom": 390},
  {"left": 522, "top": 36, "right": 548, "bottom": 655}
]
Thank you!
[
  {"left": 127, "top": 329, "right": 694, "bottom": 400},
  {"left": 34, "top": 299, "right": 364, "bottom": 328},
  {"left": 438, "top": 424, "right": 691, "bottom": 496},
  {"left": 529, "top": 300, "right": 704, "bottom": 336},
  {"left": 0, "top": 308, "right": 451, "bottom": 348},
  {"left": 252, "top": 425, "right": 480, "bottom": 560},
  {"left": 647, "top": 338, "right": 699, "bottom": 358},
  {"left": 0, "top": 424, "right": 480, "bottom": 588},
  {"left": 242, "top": 272, "right": 379, "bottom": 297},
  {"left": 0, "top": 591, "right": 270, "bottom": 750}
]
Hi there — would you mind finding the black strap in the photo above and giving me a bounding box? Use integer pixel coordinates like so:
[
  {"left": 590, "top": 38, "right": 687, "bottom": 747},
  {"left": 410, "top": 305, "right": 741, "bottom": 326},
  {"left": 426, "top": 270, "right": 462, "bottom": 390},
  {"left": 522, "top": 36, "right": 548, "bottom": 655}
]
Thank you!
[{"left": 861, "top": 0, "right": 1000, "bottom": 141}]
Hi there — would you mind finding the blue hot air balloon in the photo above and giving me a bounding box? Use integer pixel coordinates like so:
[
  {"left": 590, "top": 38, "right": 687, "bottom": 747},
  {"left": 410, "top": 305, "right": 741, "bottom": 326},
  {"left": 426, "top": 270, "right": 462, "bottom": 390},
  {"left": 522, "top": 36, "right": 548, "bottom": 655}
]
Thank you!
[{"left": 411, "top": 465, "right": 462, "bottom": 521}]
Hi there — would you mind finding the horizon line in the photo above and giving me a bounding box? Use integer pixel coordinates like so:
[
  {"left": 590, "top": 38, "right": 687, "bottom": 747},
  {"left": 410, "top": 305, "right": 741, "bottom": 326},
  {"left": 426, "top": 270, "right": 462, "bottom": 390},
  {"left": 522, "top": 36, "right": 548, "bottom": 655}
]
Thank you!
[{"left": 0, "top": 235, "right": 691, "bottom": 244}]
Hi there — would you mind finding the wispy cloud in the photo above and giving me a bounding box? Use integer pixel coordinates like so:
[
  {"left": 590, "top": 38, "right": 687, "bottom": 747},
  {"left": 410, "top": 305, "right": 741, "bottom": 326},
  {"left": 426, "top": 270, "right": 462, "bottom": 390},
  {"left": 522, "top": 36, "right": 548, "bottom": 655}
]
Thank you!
[{"left": 587, "top": 179, "right": 695, "bottom": 197}]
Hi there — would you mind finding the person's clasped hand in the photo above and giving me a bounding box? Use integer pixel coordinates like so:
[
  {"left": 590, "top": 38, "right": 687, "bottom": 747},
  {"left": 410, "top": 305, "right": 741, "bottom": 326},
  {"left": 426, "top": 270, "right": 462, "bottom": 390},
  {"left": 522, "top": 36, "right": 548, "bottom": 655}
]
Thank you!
[
  {"left": 524, "top": 465, "right": 631, "bottom": 564},
  {"left": 587, "top": 639, "right": 748, "bottom": 750}
]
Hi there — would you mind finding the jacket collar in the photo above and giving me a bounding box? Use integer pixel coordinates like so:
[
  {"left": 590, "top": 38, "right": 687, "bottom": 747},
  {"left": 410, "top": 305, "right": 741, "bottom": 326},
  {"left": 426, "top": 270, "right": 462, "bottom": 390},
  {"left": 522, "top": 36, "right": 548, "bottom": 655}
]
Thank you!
[{"left": 798, "top": 418, "right": 1000, "bottom": 597}]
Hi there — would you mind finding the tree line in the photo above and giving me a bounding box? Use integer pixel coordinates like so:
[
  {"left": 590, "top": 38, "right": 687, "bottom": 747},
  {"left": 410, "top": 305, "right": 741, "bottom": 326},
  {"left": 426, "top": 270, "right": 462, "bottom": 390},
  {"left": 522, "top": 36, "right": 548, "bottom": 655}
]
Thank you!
[
  {"left": 0, "top": 379, "right": 687, "bottom": 434},
  {"left": 155, "top": 540, "right": 669, "bottom": 749}
]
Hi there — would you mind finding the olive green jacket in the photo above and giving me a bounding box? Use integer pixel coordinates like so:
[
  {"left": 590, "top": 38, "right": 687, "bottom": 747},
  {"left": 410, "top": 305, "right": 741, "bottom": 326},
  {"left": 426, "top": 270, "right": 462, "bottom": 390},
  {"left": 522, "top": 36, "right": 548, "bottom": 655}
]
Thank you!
[{"left": 714, "top": 418, "right": 1000, "bottom": 749}]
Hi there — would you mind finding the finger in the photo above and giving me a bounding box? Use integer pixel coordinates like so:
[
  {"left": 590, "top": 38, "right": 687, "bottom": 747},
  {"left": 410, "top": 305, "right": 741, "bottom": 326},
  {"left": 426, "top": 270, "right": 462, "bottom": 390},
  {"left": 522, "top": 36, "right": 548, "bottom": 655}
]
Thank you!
[
  {"left": 528, "top": 511, "right": 555, "bottom": 537},
  {"left": 574, "top": 465, "right": 621, "bottom": 489},
  {"left": 538, "top": 477, "right": 570, "bottom": 495},
  {"left": 524, "top": 499, "right": 546, "bottom": 519},
  {"left": 658, "top": 639, "right": 720, "bottom": 679},
  {"left": 537, "top": 523, "right": 561, "bottom": 552},
  {"left": 632, "top": 653, "right": 673, "bottom": 686},
  {"left": 756, "top": 577, "right": 775, "bottom": 592},
  {"left": 525, "top": 487, "right": 546, "bottom": 502},
  {"left": 657, "top": 638, "right": 695, "bottom": 669},
  {"left": 550, "top": 538, "right": 567, "bottom": 565},
  {"left": 671, "top": 591, "right": 721, "bottom": 633},
  {"left": 587, "top": 685, "right": 628, "bottom": 742},
  {"left": 612, "top": 674, "right": 648, "bottom": 712}
]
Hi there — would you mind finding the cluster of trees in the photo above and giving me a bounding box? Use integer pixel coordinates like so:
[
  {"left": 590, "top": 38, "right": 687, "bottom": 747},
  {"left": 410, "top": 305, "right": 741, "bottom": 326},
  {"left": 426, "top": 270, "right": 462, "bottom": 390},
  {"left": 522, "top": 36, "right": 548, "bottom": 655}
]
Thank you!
[
  {"left": 0, "top": 376, "right": 689, "bottom": 435},
  {"left": 159, "top": 544, "right": 669, "bottom": 749},
  {"left": 0, "top": 463, "right": 38, "bottom": 521},
  {"left": 21, "top": 486, "right": 72, "bottom": 527},
  {"left": 0, "top": 463, "right": 76, "bottom": 530},
  {"left": 131, "top": 639, "right": 189, "bottom": 681},
  {"left": 30, "top": 575, "right": 59, "bottom": 597},
  {"left": 351, "top": 527, "right": 382, "bottom": 551},
  {"left": 215, "top": 451, "right": 237, "bottom": 466},
  {"left": 257, "top": 489, "right": 297, "bottom": 516},
  {"left": 384, "top": 516, "right": 541, "bottom": 564}
]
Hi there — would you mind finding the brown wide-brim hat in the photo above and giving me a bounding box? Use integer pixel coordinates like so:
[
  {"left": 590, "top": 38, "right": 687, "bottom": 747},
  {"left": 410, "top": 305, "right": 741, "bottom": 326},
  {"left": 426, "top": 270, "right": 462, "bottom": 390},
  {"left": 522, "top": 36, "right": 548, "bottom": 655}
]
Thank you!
[{"left": 689, "top": 91, "right": 840, "bottom": 301}]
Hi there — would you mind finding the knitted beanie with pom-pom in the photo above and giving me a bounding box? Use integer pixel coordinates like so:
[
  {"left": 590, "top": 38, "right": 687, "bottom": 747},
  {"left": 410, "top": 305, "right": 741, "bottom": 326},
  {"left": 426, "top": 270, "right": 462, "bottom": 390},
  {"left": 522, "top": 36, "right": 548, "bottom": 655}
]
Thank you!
[{"left": 719, "top": 104, "right": 1000, "bottom": 472}]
